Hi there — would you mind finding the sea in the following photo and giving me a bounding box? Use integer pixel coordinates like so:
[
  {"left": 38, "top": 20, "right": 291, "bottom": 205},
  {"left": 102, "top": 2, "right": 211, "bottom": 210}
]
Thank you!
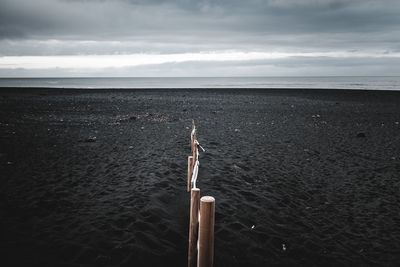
[{"left": 0, "top": 76, "right": 399, "bottom": 90}]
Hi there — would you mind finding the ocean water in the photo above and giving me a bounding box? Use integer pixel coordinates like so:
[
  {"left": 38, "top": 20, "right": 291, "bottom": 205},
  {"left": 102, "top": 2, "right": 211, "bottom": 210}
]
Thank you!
[{"left": 0, "top": 76, "right": 399, "bottom": 90}]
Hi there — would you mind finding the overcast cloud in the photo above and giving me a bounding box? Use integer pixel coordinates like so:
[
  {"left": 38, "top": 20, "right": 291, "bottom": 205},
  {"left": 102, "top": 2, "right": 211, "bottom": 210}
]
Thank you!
[{"left": 0, "top": 0, "right": 399, "bottom": 76}]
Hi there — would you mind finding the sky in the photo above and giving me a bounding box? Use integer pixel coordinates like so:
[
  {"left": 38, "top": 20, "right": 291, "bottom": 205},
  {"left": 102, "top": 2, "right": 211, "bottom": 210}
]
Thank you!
[{"left": 0, "top": 0, "right": 399, "bottom": 77}]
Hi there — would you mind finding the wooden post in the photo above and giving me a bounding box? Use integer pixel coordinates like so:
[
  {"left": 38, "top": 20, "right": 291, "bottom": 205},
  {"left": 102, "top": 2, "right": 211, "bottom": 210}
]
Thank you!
[
  {"left": 191, "top": 124, "right": 196, "bottom": 156},
  {"left": 193, "top": 141, "right": 197, "bottom": 161},
  {"left": 192, "top": 135, "right": 197, "bottom": 157},
  {"left": 198, "top": 196, "right": 215, "bottom": 267},
  {"left": 188, "top": 188, "right": 200, "bottom": 267},
  {"left": 187, "top": 156, "right": 194, "bottom": 192}
]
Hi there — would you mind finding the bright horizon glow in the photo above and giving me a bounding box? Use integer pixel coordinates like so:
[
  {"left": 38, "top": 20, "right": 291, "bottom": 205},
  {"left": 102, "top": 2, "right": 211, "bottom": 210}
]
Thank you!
[{"left": 1, "top": 51, "right": 399, "bottom": 70}]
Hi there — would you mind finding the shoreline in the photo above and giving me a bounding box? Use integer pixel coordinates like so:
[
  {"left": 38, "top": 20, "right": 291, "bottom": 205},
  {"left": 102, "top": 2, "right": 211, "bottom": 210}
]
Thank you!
[{"left": 1, "top": 86, "right": 400, "bottom": 91}]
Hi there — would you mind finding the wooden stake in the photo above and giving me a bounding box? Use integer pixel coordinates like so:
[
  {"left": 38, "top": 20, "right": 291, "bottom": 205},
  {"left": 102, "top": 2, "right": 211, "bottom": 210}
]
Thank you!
[
  {"left": 193, "top": 142, "right": 197, "bottom": 161},
  {"left": 188, "top": 188, "right": 200, "bottom": 267},
  {"left": 187, "top": 156, "right": 194, "bottom": 192},
  {"left": 198, "top": 196, "right": 215, "bottom": 267},
  {"left": 192, "top": 134, "right": 196, "bottom": 155}
]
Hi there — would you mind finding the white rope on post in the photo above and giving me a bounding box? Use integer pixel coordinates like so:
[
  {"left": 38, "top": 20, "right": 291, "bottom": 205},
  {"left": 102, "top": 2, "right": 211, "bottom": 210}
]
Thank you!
[
  {"left": 195, "top": 140, "right": 206, "bottom": 153},
  {"left": 191, "top": 160, "right": 200, "bottom": 189},
  {"left": 191, "top": 140, "right": 205, "bottom": 190}
]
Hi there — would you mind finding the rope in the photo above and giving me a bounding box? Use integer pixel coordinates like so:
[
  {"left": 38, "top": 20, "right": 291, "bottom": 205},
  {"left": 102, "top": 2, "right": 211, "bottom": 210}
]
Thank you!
[{"left": 190, "top": 128, "right": 205, "bottom": 189}]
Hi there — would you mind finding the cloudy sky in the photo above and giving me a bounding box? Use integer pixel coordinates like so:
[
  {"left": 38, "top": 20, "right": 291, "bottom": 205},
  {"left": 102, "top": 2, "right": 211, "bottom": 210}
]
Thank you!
[{"left": 0, "top": 0, "right": 399, "bottom": 77}]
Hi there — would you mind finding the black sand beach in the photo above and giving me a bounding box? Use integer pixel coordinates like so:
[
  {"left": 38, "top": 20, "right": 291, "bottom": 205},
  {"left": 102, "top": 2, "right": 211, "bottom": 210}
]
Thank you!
[{"left": 1, "top": 88, "right": 399, "bottom": 267}]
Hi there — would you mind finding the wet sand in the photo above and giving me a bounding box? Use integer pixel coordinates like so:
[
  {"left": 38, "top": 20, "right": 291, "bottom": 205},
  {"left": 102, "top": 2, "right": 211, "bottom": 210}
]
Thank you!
[{"left": 0, "top": 88, "right": 399, "bottom": 267}]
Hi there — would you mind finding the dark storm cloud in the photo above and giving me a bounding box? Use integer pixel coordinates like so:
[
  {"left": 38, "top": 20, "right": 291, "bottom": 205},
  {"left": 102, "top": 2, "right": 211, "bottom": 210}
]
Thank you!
[
  {"left": 0, "top": 0, "right": 398, "bottom": 53},
  {"left": 1, "top": 0, "right": 399, "bottom": 39},
  {"left": 0, "top": 0, "right": 399, "bottom": 76}
]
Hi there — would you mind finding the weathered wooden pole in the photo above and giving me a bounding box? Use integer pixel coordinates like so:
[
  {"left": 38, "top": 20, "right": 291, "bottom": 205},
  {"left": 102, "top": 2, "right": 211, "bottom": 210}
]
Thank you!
[
  {"left": 198, "top": 196, "right": 215, "bottom": 267},
  {"left": 188, "top": 188, "right": 200, "bottom": 267},
  {"left": 187, "top": 156, "right": 194, "bottom": 192},
  {"left": 193, "top": 139, "right": 197, "bottom": 160},
  {"left": 191, "top": 124, "right": 197, "bottom": 160}
]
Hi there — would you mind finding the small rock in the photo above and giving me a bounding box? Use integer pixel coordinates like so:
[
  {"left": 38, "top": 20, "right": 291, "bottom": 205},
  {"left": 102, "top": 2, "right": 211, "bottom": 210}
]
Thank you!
[
  {"left": 7, "top": 161, "right": 13, "bottom": 165},
  {"left": 282, "top": 244, "right": 287, "bottom": 251},
  {"left": 129, "top": 146, "right": 134, "bottom": 149},
  {"left": 85, "top": 137, "right": 97, "bottom": 142},
  {"left": 395, "top": 122, "right": 399, "bottom": 125},
  {"left": 356, "top": 131, "right": 366, "bottom": 137},
  {"left": 141, "top": 127, "right": 145, "bottom": 130},
  {"left": 251, "top": 225, "right": 255, "bottom": 230},
  {"left": 234, "top": 128, "right": 240, "bottom": 132}
]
